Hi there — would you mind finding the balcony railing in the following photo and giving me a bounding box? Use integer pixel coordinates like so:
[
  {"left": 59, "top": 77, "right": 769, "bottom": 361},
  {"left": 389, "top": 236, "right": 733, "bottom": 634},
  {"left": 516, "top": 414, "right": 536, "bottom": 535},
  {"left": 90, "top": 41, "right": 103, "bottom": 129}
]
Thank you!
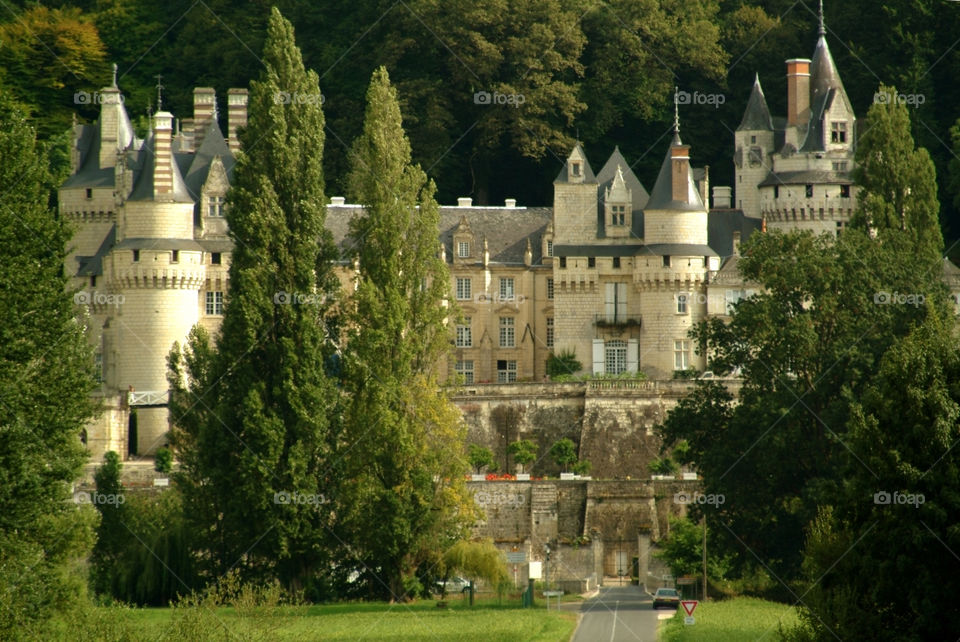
[
  {"left": 594, "top": 314, "right": 641, "bottom": 328},
  {"left": 128, "top": 390, "right": 169, "bottom": 406}
]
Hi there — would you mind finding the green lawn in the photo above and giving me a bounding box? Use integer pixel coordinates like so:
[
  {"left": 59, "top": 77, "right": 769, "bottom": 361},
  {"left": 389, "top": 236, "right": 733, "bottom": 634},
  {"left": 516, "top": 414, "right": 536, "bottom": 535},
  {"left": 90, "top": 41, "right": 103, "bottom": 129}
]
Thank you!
[
  {"left": 57, "top": 597, "right": 578, "bottom": 641},
  {"left": 659, "top": 597, "right": 802, "bottom": 641}
]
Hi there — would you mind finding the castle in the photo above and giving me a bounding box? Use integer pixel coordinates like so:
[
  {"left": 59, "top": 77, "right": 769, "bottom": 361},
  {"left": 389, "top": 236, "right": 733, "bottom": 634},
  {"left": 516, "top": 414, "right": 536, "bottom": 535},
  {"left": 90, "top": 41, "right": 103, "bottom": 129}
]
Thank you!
[{"left": 62, "top": 11, "right": 951, "bottom": 461}]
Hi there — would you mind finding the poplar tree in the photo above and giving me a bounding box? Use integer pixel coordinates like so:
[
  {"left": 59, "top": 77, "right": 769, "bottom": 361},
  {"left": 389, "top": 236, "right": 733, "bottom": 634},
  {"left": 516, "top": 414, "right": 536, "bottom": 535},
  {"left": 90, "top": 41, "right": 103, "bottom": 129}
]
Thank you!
[
  {"left": 341, "top": 67, "right": 472, "bottom": 601},
  {"left": 0, "top": 92, "right": 98, "bottom": 636},
  {"left": 168, "top": 8, "right": 341, "bottom": 597}
]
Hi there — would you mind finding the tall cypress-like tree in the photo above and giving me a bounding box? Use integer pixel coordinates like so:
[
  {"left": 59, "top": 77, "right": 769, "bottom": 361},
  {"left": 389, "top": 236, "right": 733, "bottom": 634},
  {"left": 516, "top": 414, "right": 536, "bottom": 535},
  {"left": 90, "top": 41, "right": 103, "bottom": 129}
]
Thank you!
[
  {"left": 0, "top": 92, "right": 99, "bottom": 637},
  {"left": 168, "top": 8, "right": 341, "bottom": 597},
  {"left": 341, "top": 67, "right": 472, "bottom": 601}
]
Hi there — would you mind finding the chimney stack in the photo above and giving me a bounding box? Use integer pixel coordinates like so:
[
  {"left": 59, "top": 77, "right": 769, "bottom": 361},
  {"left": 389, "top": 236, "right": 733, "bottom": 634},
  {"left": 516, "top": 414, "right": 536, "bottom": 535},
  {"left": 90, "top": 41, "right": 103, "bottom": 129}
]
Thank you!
[
  {"left": 227, "top": 88, "right": 248, "bottom": 153},
  {"left": 670, "top": 144, "right": 691, "bottom": 203},
  {"left": 712, "top": 186, "right": 732, "bottom": 209},
  {"left": 786, "top": 59, "right": 811, "bottom": 127},
  {"left": 192, "top": 87, "right": 216, "bottom": 150},
  {"left": 152, "top": 111, "right": 174, "bottom": 198},
  {"left": 457, "top": 197, "right": 472, "bottom": 207}
]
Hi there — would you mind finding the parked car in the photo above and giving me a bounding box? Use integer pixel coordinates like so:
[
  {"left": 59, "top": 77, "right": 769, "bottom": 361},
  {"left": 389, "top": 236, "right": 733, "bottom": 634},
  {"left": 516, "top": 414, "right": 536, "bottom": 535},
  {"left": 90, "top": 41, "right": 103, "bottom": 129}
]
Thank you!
[
  {"left": 436, "top": 576, "right": 471, "bottom": 594},
  {"left": 652, "top": 587, "right": 681, "bottom": 609}
]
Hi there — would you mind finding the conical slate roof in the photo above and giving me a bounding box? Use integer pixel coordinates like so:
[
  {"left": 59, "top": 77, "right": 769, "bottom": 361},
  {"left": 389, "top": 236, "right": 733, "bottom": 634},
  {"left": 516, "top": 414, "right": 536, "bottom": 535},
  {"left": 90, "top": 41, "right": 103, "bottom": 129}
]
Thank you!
[
  {"left": 645, "top": 130, "right": 705, "bottom": 212},
  {"left": 737, "top": 74, "right": 774, "bottom": 131}
]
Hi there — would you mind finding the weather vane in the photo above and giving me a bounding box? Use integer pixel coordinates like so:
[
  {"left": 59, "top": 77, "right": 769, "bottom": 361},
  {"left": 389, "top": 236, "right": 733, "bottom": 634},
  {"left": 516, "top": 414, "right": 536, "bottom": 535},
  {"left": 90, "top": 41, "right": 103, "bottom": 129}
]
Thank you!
[{"left": 155, "top": 74, "right": 164, "bottom": 111}]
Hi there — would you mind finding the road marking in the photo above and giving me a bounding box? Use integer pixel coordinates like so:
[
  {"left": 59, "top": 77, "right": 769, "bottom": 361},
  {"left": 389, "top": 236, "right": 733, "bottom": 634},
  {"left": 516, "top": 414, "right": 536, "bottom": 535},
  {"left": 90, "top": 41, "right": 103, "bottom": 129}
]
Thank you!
[{"left": 609, "top": 600, "right": 619, "bottom": 642}]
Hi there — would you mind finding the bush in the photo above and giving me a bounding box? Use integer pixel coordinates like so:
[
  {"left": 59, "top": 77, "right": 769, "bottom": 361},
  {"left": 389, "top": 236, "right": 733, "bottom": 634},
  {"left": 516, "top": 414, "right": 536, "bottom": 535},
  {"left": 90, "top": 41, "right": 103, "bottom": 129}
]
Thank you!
[
  {"left": 546, "top": 350, "right": 581, "bottom": 378},
  {"left": 154, "top": 447, "right": 173, "bottom": 474}
]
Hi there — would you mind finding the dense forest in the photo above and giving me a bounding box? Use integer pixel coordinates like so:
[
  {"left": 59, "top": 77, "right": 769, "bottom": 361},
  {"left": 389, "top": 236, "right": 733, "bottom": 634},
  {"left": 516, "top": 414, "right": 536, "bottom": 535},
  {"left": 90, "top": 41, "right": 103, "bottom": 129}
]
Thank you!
[{"left": 4, "top": 0, "right": 960, "bottom": 242}]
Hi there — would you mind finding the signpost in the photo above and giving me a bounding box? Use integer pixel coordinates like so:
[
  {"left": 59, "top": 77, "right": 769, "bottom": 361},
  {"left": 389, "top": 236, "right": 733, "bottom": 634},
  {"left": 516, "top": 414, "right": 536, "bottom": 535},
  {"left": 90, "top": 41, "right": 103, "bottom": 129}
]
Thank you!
[{"left": 681, "top": 600, "right": 698, "bottom": 626}]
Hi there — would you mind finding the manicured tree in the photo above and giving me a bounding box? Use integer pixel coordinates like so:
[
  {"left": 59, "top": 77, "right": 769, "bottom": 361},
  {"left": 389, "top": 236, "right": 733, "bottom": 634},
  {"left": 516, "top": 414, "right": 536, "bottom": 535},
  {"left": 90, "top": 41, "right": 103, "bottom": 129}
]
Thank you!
[
  {"left": 340, "top": 66, "right": 472, "bottom": 601},
  {"left": 468, "top": 444, "right": 496, "bottom": 475},
  {"left": 508, "top": 439, "right": 537, "bottom": 474},
  {"left": 167, "top": 7, "right": 342, "bottom": 596},
  {"left": 0, "top": 91, "right": 99, "bottom": 636},
  {"left": 90, "top": 451, "right": 126, "bottom": 596},
  {"left": 549, "top": 438, "right": 578, "bottom": 472}
]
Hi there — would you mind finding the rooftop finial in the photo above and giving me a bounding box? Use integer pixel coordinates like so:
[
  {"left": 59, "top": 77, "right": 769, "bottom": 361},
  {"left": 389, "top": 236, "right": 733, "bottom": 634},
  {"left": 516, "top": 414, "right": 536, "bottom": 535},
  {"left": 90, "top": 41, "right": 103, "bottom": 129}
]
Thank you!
[
  {"left": 818, "top": 0, "right": 825, "bottom": 36},
  {"left": 673, "top": 85, "right": 680, "bottom": 137},
  {"left": 111, "top": 63, "right": 118, "bottom": 88},
  {"left": 155, "top": 74, "right": 164, "bottom": 111}
]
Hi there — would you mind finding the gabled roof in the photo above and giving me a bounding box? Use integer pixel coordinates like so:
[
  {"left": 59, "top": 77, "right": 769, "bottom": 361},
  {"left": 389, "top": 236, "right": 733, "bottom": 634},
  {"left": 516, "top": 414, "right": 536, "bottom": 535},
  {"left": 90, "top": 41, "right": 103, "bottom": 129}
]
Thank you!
[
  {"left": 737, "top": 74, "right": 774, "bottom": 132},
  {"left": 554, "top": 142, "right": 597, "bottom": 183},
  {"left": 596, "top": 146, "right": 649, "bottom": 239},
  {"left": 183, "top": 121, "right": 236, "bottom": 200},
  {"left": 645, "top": 132, "right": 706, "bottom": 212}
]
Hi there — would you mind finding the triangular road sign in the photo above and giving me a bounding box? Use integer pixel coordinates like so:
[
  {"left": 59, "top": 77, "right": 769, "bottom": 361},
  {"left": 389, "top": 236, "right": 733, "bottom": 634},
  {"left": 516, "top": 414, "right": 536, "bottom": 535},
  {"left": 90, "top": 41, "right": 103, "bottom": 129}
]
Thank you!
[{"left": 681, "top": 600, "right": 698, "bottom": 616}]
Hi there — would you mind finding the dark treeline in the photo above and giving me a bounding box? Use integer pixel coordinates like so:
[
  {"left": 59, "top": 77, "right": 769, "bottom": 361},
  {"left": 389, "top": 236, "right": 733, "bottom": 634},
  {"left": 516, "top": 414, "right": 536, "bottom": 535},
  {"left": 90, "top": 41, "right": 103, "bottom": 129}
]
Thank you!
[{"left": 3, "top": 0, "right": 959, "bottom": 239}]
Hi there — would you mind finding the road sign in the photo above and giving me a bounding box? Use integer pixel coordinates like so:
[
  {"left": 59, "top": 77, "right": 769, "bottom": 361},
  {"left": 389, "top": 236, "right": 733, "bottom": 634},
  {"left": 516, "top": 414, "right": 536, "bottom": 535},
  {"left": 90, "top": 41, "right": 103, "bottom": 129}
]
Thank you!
[
  {"left": 528, "top": 561, "right": 542, "bottom": 579},
  {"left": 684, "top": 616, "right": 695, "bottom": 626},
  {"left": 506, "top": 552, "right": 526, "bottom": 564},
  {"left": 681, "top": 600, "right": 698, "bottom": 616}
]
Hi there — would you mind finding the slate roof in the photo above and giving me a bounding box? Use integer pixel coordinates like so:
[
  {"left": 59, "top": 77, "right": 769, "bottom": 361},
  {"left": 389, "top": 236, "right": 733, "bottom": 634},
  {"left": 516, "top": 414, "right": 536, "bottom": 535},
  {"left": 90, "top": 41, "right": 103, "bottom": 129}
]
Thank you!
[
  {"left": 645, "top": 132, "right": 706, "bottom": 212},
  {"left": 758, "top": 169, "right": 852, "bottom": 187},
  {"left": 801, "top": 34, "right": 854, "bottom": 152},
  {"left": 325, "top": 205, "right": 554, "bottom": 266},
  {"left": 127, "top": 129, "right": 194, "bottom": 203},
  {"left": 708, "top": 210, "right": 762, "bottom": 258},
  {"left": 737, "top": 74, "right": 774, "bottom": 132},
  {"left": 61, "top": 125, "right": 119, "bottom": 189},
  {"left": 595, "top": 146, "right": 649, "bottom": 240},
  {"left": 554, "top": 142, "right": 597, "bottom": 183}
]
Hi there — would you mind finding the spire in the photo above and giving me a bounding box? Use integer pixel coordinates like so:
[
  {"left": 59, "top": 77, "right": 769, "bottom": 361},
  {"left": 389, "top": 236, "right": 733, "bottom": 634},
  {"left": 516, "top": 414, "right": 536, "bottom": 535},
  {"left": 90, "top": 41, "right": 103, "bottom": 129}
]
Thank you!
[
  {"left": 737, "top": 74, "right": 774, "bottom": 131},
  {"left": 155, "top": 74, "right": 164, "bottom": 111},
  {"left": 818, "top": 0, "right": 825, "bottom": 37},
  {"left": 111, "top": 63, "right": 118, "bottom": 88},
  {"left": 672, "top": 86, "right": 682, "bottom": 144}
]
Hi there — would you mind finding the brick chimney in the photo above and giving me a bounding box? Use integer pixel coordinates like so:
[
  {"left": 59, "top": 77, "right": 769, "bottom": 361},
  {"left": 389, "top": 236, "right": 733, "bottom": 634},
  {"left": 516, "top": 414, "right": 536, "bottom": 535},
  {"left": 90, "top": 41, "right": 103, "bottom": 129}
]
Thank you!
[
  {"left": 786, "top": 59, "right": 811, "bottom": 127},
  {"left": 670, "top": 144, "right": 691, "bottom": 203},
  {"left": 227, "top": 88, "right": 248, "bottom": 153},
  {"left": 152, "top": 111, "right": 174, "bottom": 198},
  {"left": 192, "top": 87, "right": 216, "bottom": 150}
]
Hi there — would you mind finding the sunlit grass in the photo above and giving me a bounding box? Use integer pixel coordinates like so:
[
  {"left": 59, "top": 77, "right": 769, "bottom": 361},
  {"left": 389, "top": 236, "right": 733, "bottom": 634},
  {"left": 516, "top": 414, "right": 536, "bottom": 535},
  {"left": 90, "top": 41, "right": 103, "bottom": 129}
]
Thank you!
[{"left": 659, "top": 597, "right": 801, "bottom": 641}]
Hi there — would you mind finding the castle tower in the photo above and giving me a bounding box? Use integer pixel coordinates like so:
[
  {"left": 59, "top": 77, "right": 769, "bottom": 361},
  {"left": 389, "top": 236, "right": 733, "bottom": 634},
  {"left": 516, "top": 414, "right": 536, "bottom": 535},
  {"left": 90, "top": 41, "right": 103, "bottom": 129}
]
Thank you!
[
  {"left": 634, "top": 114, "right": 712, "bottom": 377},
  {"left": 105, "top": 109, "right": 207, "bottom": 455},
  {"left": 552, "top": 143, "right": 598, "bottom": 245},
  {"left": 738, "top": 1, "right": 857, "bottom": 235},
  {"left": 734, "top": 74, "right": 775, "bottom": 219}
]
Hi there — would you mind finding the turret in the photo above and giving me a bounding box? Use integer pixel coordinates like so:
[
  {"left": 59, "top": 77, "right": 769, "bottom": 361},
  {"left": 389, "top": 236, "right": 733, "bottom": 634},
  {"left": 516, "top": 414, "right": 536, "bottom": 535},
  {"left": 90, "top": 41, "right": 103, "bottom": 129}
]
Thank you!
[
  {"left": 734, "top": 74, "right": 775, "bottom": 218},
  {"left": 552, "top": 143, "right": 598, "bottom": 245}
]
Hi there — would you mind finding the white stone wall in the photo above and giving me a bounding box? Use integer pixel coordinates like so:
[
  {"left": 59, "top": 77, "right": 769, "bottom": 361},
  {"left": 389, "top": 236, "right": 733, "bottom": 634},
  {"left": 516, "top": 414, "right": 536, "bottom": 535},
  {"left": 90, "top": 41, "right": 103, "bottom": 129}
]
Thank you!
[
  {"left": 553, "top": 183, "right": 598, "bottom": 245},
  {"left": 120, "top": 200, "right": 195, "bottom": 240},
  {"left": 642, "top": 209, "right": 708, "bottom": 245},
  {"left": 734, "top": 129, "right": 774, "bottom": 219}
]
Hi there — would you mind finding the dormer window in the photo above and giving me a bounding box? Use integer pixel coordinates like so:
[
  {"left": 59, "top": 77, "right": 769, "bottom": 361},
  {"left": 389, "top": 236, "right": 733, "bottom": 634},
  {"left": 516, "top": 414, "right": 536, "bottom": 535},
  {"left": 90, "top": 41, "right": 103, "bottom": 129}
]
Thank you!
[
  {"left": 457, "top": 241, "right": 470, "bottom": 258},
  {"left": 207, "top": 195, "right": 225, "bottom": 216},
  {"left": 831, "top": 122, "right": 847, "bottom": 144},
  {"left": 611, "top": 205, "right": 626, "bottom": 226},
  {"left": 571, "top": 162, "right": 581, "bottom": 177}
]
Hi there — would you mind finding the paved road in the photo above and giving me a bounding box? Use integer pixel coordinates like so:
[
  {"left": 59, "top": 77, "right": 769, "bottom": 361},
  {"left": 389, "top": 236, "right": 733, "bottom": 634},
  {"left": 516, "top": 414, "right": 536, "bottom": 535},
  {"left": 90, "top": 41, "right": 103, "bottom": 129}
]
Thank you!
[{"left": 564, "top": 584, "right": 672, "bottom": 642}]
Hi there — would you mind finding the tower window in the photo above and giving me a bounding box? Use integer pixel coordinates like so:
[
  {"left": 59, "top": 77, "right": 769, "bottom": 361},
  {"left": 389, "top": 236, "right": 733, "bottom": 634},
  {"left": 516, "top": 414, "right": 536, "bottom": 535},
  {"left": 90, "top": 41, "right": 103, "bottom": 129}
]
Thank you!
[
  {"left": 613, "top": 257, "right": 621, "bottom": 269},
  {"left": 750, "top": 135, "right": 756, "bottom": 144},
  {"left": 546, "top": 318, "right": 554, "bottom": 348},
  {"left": 90, "top": 275, "right": 97, "bottom": 288},
  {"left": 831, "top": 122, "right": 847, "bottom": 143},
  {"left": 840, "top": 185, "right": 850, "bottom": 198},
  {"left": 559, "top": 257, "right": 566, "bottom": 269},
  {"left": 171, "top": 250, "right": 179, "bottom": 263},
  {"left": 546, "top": 278, "right": 554, "bottom": 300},
  {"left": 211, "top": 252, "right": 222, "bottom": 265},
  {"left": 677, "top": 293, "right": 688, "bottom": 314},
  {"left": 774, "top": 185, "right": 780, "bottom": 198},
  {"left": 205, "top": 291, "right": 224, "bottom": 315},
  {"left": 805, "top": 185, "right": 814, "bottom": 198},
  {"left": 588, "top": 257, "right": 596, "bottom": 268},
  {"left": 662, "top": 255, "right": 671, "bottom": 267},
  {"left": 571, "top": 162, "right": 581, "bottom": 177},
  {"left": 85, "top": 188, "right": 93, "bottom": 199},
  {"left": 132, "top": 249, "right": 140, "bottom": 262},
  {"left": 546, "top": 240, "right": 554, "bottom": 257}
]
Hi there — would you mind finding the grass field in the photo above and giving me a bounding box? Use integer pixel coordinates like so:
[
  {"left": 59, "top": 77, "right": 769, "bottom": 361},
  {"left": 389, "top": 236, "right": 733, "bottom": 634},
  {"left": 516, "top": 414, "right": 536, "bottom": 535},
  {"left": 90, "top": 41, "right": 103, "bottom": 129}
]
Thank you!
[
  {"left": 659, "top": 597, "right": 802, "bottom": 641},
  {"left": 55, "top": 596, "right": 578, "bottom": 641}
]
